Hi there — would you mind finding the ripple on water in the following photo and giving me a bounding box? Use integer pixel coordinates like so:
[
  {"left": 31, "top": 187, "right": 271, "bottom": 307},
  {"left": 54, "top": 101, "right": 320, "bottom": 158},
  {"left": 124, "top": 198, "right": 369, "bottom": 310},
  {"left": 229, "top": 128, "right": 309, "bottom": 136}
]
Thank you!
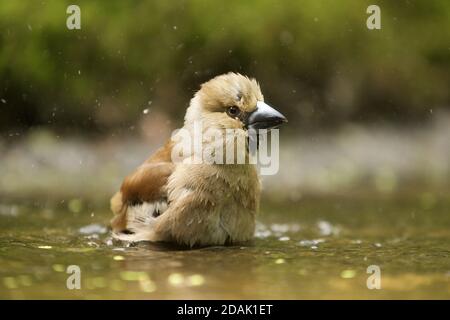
[{"left": 79, "top": 223, "right": 107, "bottom": 235}]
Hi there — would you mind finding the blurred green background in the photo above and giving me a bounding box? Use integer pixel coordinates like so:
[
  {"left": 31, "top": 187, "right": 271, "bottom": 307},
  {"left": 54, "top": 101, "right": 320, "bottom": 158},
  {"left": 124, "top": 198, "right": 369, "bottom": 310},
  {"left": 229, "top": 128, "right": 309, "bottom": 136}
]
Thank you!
[
  {"left": 0, "top": 1, "right": 449, "bottom": 200},
  {"left": 1, "top": 0, "right": 449, "bottom": 134}
]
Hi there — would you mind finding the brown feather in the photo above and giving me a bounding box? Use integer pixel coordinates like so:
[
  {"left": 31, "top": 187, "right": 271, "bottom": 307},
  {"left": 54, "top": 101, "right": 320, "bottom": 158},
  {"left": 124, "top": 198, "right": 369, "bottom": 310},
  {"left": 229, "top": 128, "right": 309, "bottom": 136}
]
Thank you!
[{"left": 110, "top": 140, "right": 174, "bottom": 232}]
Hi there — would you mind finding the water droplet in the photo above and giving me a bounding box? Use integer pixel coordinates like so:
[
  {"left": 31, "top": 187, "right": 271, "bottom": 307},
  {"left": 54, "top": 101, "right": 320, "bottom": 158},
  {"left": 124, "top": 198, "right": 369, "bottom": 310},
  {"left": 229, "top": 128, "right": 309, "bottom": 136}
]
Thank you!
[
  {"left": 52, "top": 264, "right": 65, "bottom": 272},
  {"left": 187, "top": 274, "right": 205, "bottom": 286},
  {"left": 299, "top": 239, "right": 325, "bottom": 247},
  {"left": 168, "top": 273, "right": 184, "bottom": 286},
  {"left": 79, "top": 223, "right": 107, "bottom": 235},
  {"left": 37, "top": 245, "right": 52, "bottom": 249},
  {"left": 340, "top": 270, "right": 356, "bottom": 279},
  {"left": 317, "top": 220, "right": 339, "bottom": 236}
]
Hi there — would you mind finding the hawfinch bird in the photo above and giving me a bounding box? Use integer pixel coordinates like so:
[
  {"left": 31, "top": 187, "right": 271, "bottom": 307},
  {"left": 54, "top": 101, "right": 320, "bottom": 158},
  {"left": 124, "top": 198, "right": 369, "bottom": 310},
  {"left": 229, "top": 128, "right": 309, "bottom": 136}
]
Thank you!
[{"left": 110, "top": 72, "right": 287, "bottom": 247}]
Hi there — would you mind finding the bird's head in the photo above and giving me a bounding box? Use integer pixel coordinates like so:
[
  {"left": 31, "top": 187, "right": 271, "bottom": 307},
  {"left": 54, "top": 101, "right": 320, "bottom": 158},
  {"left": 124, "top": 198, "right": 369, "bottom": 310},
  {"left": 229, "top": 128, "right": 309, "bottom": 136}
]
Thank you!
[{"left": 184, "top": 72, "right": 287, "bottom": 131}]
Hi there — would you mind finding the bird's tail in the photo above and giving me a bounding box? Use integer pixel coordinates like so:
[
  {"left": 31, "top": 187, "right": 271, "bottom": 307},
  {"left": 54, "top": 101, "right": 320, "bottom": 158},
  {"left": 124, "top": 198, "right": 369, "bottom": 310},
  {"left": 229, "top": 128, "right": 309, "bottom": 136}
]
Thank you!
[{"left": 111, "top": 201, "right": 166, "bottom": 243}]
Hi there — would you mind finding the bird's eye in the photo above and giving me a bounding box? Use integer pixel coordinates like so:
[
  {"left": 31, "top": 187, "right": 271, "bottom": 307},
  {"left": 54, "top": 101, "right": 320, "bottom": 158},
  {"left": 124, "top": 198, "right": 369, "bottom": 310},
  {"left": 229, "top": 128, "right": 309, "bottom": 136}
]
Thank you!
[{"left": 226, "top": 106, "right": 241, "bottom": 118}]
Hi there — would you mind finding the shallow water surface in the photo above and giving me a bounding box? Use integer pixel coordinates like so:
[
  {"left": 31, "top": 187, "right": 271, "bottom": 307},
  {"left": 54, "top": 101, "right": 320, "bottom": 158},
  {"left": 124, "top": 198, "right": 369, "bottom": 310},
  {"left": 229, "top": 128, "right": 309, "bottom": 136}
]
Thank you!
[{"left": 0, "top": 196, "right": 449, "bottom": 299}]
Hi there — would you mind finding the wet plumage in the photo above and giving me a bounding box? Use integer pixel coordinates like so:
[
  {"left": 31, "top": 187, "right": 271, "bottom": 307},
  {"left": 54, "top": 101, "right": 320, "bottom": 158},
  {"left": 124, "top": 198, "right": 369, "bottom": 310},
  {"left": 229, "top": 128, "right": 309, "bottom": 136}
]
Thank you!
[{"left": 110, "top": 72, "right": 286, "bottom": 247}]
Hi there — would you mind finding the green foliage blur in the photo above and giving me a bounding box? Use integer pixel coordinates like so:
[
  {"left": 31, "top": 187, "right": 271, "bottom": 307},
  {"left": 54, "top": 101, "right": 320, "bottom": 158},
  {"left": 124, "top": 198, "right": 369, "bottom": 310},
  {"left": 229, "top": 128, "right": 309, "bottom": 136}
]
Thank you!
[{"left": 0, "top": 0, "right": 449, "bottom": 134}]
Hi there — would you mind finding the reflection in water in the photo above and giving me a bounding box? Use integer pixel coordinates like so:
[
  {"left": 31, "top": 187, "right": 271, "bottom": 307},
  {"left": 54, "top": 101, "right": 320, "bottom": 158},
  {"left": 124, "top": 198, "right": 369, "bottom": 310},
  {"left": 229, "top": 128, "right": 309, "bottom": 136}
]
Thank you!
[{"left": 0, "top": 196, "right": 449, "bottom": 299}]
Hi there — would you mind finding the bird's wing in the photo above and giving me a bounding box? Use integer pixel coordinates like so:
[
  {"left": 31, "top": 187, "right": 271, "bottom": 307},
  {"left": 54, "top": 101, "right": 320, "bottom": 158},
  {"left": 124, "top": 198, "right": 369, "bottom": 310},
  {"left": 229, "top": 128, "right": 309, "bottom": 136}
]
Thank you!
[{"left": 110, "top": 141, "right": 174, "bottom": 241}]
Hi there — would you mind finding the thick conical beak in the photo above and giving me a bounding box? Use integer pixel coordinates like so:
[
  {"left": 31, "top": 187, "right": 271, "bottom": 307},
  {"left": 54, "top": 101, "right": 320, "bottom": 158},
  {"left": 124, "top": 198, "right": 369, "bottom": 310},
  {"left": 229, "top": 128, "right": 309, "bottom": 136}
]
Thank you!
[{"left": 247, "top": 101, "right": 287, "bottom": 130}]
